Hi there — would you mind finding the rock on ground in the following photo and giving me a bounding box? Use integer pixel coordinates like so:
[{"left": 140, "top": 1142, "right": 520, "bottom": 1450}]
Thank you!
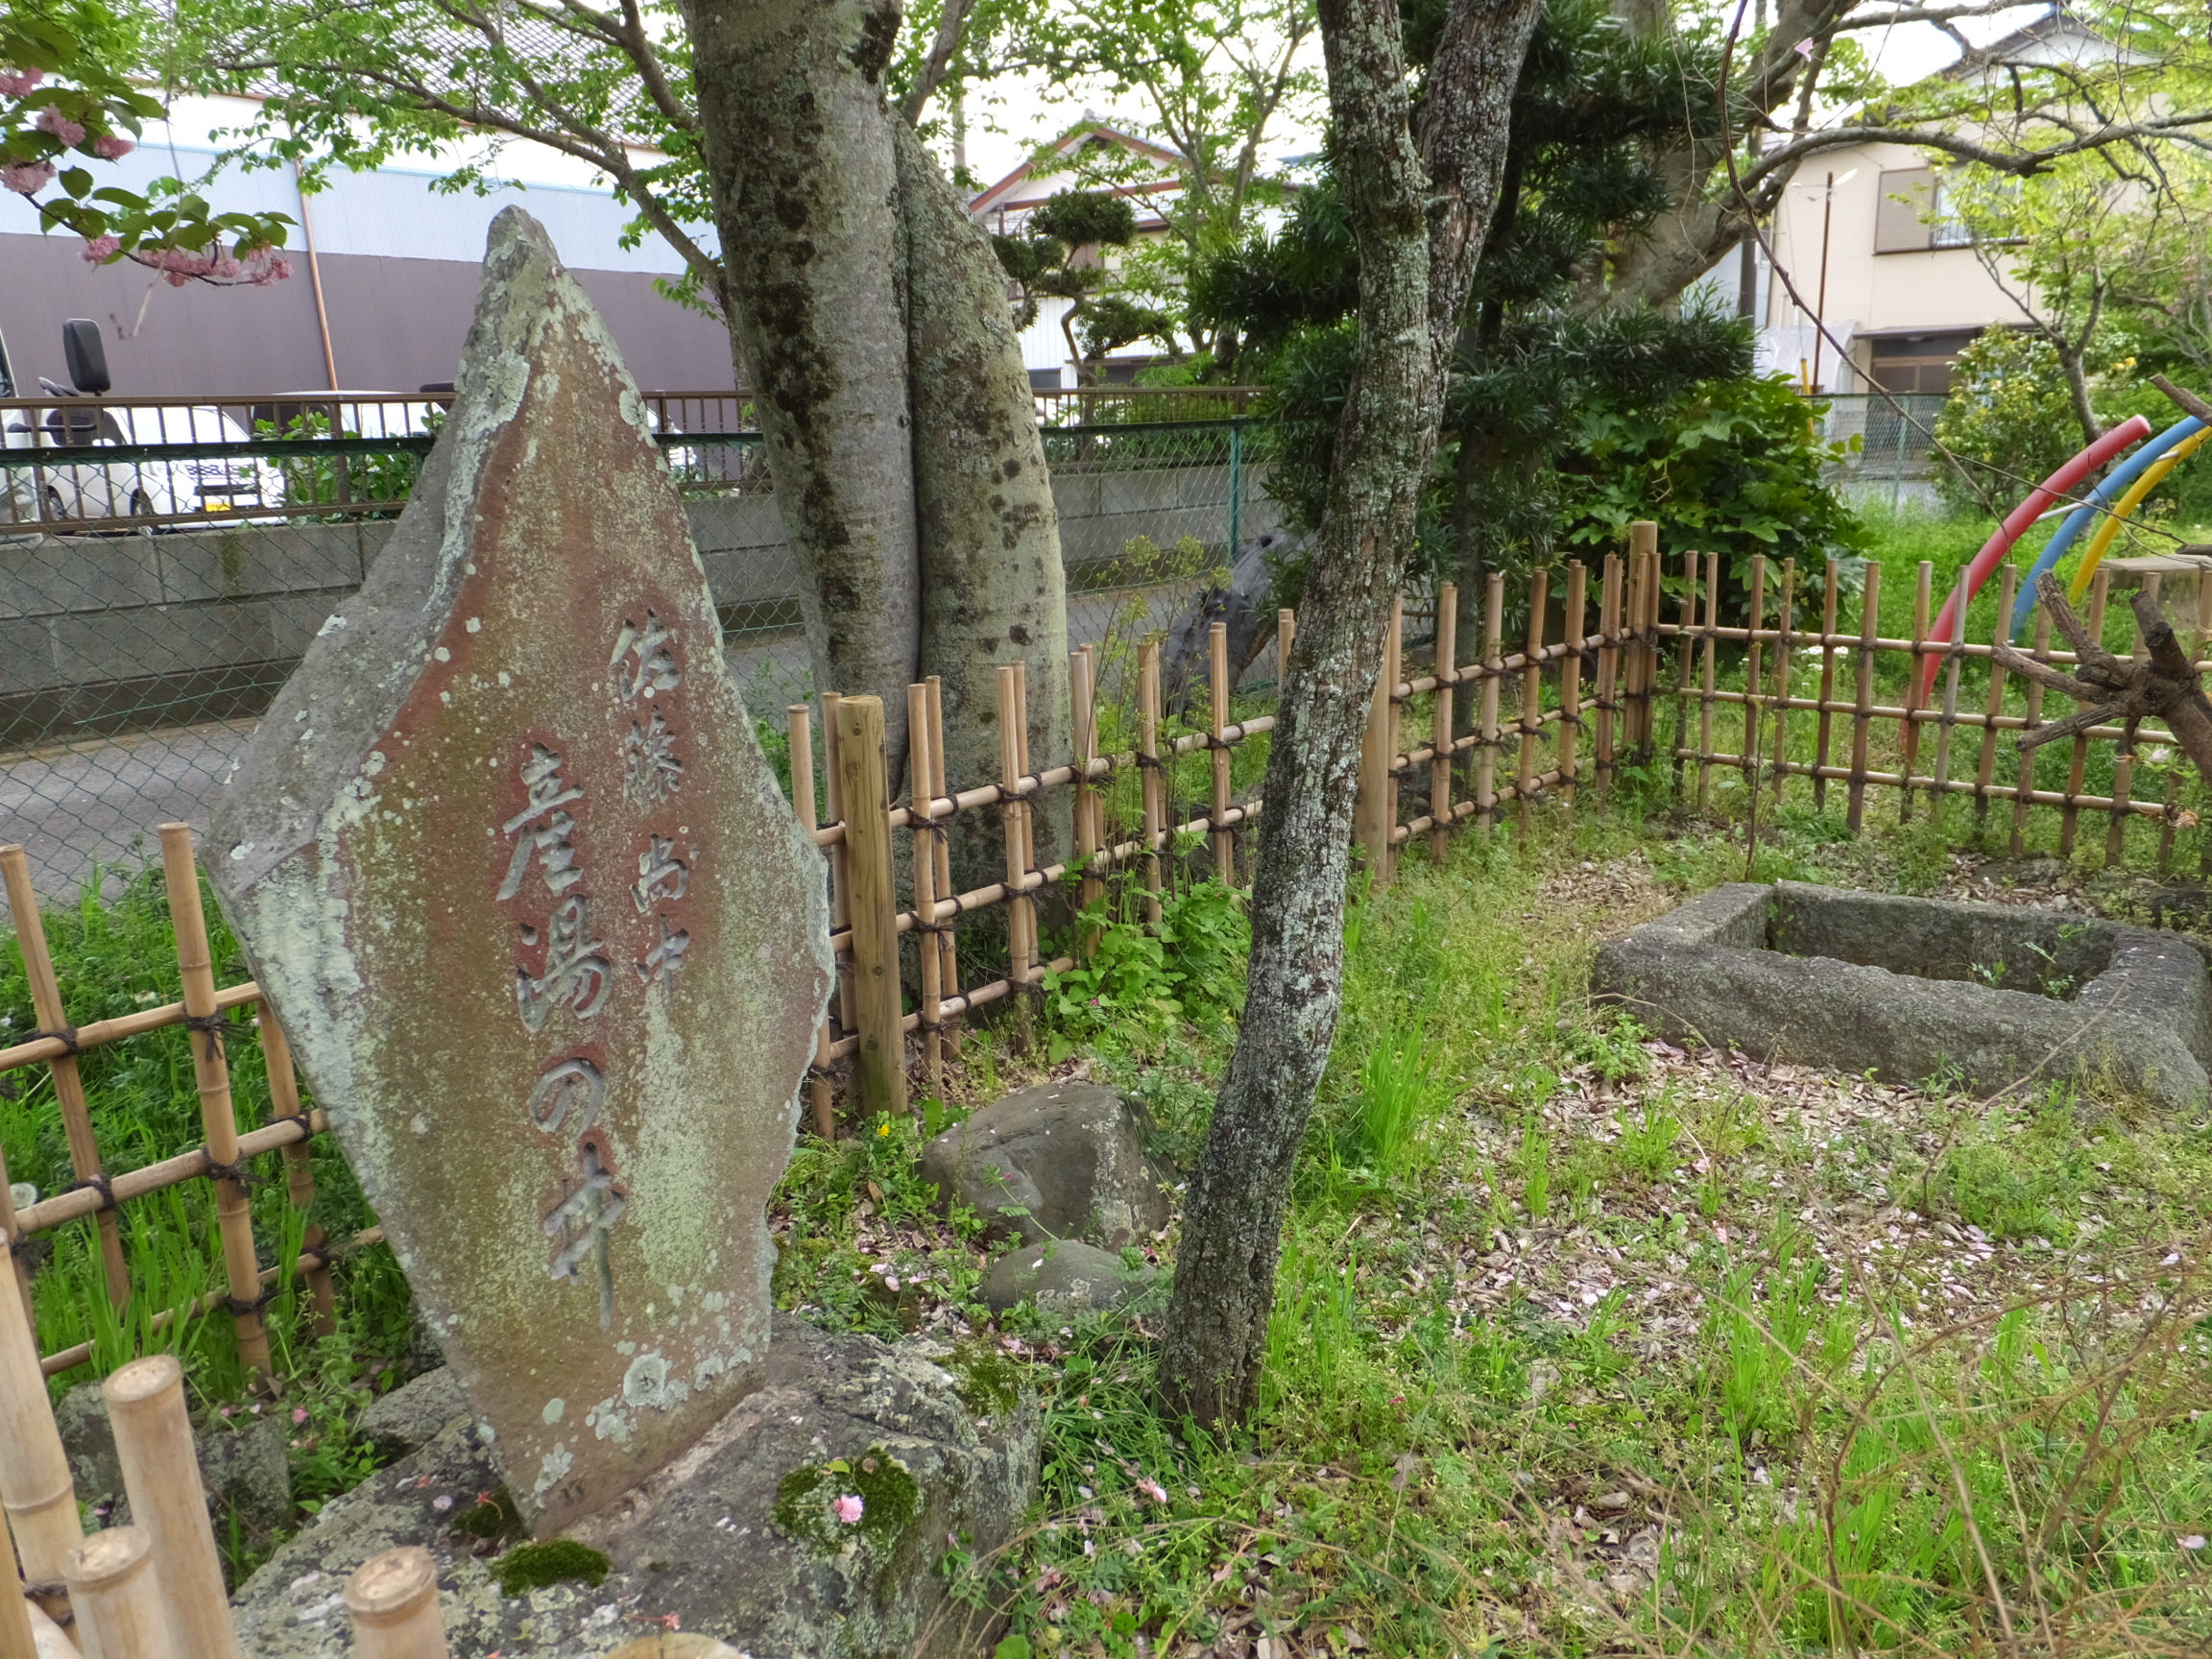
[
  {"left": 920, "top": 1081, "right": 1174, "bottom": 1247},
  {"left": 231, "top": 1316, "right": 1036, "bottom": 1658},
  {"left": 58, "top": 1382, "right": 292, "bottom": 1538},
  {"left": 355, "top": 1366, "right": 472, "bottom": 1464},
  {"left": 980, "top": 1239, "right": 1157, "bottom": 1317}
]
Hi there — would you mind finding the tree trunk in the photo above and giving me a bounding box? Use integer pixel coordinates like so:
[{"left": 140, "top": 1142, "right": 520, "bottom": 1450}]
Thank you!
[
  {"left": 896, "top": 118, "right": 1074, "bottom": 882},
  {"left": 682, "top": 0, "right": 1070, "bottom": 864},
  {"left": 1159, "top": 0, "right": 1539, "bottom": 1429},
  {"left": 682, "top": 0, "right": 924, "bottom": 767}
]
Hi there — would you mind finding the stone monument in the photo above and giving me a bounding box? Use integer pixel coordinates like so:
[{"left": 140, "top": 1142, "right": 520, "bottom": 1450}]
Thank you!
[{"left": 209, "top": 208, "right": 833, "bottom": 1534}]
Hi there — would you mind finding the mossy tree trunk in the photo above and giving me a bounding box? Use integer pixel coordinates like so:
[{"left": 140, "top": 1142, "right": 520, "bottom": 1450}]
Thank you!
[
  {"left": 681, "top": 0, "right": 1069, "bottom": 873},
  {"left": 1159, "top": 0, "right": 1544, "bottom": 1430}
]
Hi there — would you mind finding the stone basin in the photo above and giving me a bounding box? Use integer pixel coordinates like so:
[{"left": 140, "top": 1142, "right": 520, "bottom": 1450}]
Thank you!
[{"left": 1592, "top": 881, "right": 2212, "bottom": 1112}]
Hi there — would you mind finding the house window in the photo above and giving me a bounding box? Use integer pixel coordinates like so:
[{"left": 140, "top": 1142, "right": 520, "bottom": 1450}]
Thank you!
[
  {"left": 1865, "top": 329, "right": 1982, "bottom": 394},
  {"left": 1875, "top": 168, "right": 1973, "bottom": 252}
]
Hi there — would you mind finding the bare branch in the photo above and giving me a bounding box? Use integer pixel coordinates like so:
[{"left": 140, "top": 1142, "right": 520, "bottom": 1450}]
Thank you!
[
  {"left": 1988, "top": 644, "right": 2099, "bottom": 702},
  {"left": 2017, "top": 703, "right": 2128, "bottom": 751},
  {"left": 2152, "top": 373, "right": 2212, "bottom": 424},
  {"left": 901, "top": 0, "right": 975, "bottom": 126},
  {"left": 1742, "top": 112, "right": 2212, "bottom": 193}
]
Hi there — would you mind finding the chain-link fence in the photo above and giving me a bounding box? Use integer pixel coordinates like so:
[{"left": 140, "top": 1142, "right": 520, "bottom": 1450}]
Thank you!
[
  {"left": 1813, "top": 392, "right": 1948, "bottom": 512},
  {"left": 1, "top": 392, "right": 1278, "bottom": 900}
]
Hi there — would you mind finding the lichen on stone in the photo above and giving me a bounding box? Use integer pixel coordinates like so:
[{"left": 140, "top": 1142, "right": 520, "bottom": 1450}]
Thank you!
[
  {"left": 773, "top": 1446, "right": 922, "bottom": 1554},
  {"left": 491, "top": 1538, "right": 611, "bottom": 1597}
]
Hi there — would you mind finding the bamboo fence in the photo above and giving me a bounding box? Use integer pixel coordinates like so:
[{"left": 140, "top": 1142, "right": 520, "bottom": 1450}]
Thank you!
[{"left": 9, "top": 523, "right": 2212, "bottom": 1375}]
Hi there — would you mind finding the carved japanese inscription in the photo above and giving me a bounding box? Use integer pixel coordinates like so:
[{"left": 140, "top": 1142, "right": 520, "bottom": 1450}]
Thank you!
[{"left": 208, "top": 209, "right": 832, "bottom": 1533}]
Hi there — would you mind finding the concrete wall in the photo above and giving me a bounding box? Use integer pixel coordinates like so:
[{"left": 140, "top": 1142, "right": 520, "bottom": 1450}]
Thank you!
[{"left": 2, "top": 462, "right": 1279, "bottom": 749}]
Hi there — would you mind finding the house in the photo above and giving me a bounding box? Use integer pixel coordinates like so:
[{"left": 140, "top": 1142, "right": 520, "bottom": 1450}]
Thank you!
[
  {"left": 0, "top": 94, "right": 733, "bottom": 397},
  {"left": 966, "top": 119, "right": 1190, "bottom": 390},
  {"left": 1754, "top": 6, "right": 2117, "bottom": 398}
]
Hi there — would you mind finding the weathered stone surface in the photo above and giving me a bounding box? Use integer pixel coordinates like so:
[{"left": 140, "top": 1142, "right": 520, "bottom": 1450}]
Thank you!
[
  {"left": 208, "top": 208, "right": 833, "bottom": 1533},
  {"left": 356, "top": 1366, "right": 472, "bottom": 1464},
  {"left": 1593, "top": 881, "right": 2212, "bottom": 1111},
  {"left": 56, "top": 1382, "right": 122, "bottom": 1506},
  {"left": 59, "top": 1387, "right": 292, "bottom": 1535},
  {"left": 229, "top": 1316, "right": 1039, "bottom": 1659},
  {"left": 981, "top": 1239, "right": 1156, "bottom": 1317},
  {"left": 919, "top": 1082, "right": 1174, "bottom": 1247}
]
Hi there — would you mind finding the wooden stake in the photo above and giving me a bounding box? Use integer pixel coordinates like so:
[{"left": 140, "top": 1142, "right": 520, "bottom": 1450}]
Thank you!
[
  {"left": 1431, "top": 580, "right": 1458, "bottom": 856},
  {"left": 61, "top": 1528, "right": 173, "bottom": 1659},
  {"left": 925, "top": 677, "right": 962, "bottom": 1050},
  {"left": 1847, "top": 563, "right": 1882, "bottom": 833},
  {"left": 1209, "top": 619, "right": 1236, "bottom": 883},
  {"left": 103, "top": 1355, "right": 239, "bottom": 1659},
  {"left": 830, "top": 698, "right": 906, "bottom": 1121},
  {"left": 1138, "top": 640, "right": 1164, "bottom": 926},
  {"left": 907, "top": 684, "right": 944, "bottom": 1100},
  {"left": 1477, "top": 573, "right": 1504, "bottom": 833},
  {"left": 1695, "top": 553, "right": 1719, "bottom": 809},
  {"left": 1899, "top": 561, "right": 1932, "bottom": 821},
  {"left": 258, "top": 1009, "right": 333, "bottom": 1335},
  {"left": 1977, "top": 566, "right": 2016, "bottom": 825},
  {"left": 1626, "top": 521, "right": 1659, "bottom": 751},
  {"left": 1071, "top": 649, "right": 1102, "bottom": 928},
  {"left": 787, "top": 707, "right": 834, "bottom": 1141},
  {"left": 1356, "top": 611, "right": 1395, "bottom": 879},
  {"left": 0, "top": 1233, "right": 79, "bottom": 1623},
  {"left": 2060, "top": 570, "right": 2107, "bottom": 857},
  {"left": 345, "top": 1547, "right": 450, "bottom": 1659},
  {"left": 1770, "top": 559, "right": 1795, "bottom": 803},
  {"left": 1559, "top": 561, "right": 1586, "bottom": 806},
  {"left": 1743, "top": 556, "right": 1767, "bottom": 807},
  {"left": 1814, "top": 559, "right": 1840, "bottom": 813},
  {"left": 2014, "top": 610, "right": 2052, "bottom": 857},
  {"left": 820, "top": 690, "right": 856, "bottom": 1046},
  {"left": 0, "top": 848, "right": 129, "bottom": 1310},
  {"left": 1519, "top": 570, "right": 1547, "bottom": 834},
  {"left": 1595, "top": 554, "right": 1621, "bottom": 797},
  {"left": 157, "top": 824, "right": 271, "bottom": 1382},
  {"left": 1930, "top": 566, "right": 1968, "bottom": 825},
  {"left": 996, "top": 666, "right": 1038, "bottom": 1049}
]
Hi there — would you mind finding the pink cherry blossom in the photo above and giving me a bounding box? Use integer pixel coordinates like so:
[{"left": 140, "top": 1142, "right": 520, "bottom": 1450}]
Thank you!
[
  {"left": 91, "top": 135, "right": 133, "bottom": 160},
  {"left": 80, "top": 233, "right": 118, "bottom": 263},
  {"left": 1135, "top": 1478, "right": 1167, "bottom": 1504},
  {"left": 0, "top": 69, "right": 45, "bottom": 98},
  {"left": 1, "top": 159, "right": 56, "bottom": 195},
  {"left": 35, "top": 108, "right": 85, "bottom": 148},
  {"left": 291, "top": 1407, "right": 309, "bottom": 1425},
  {"left": 832, "top": 1493, "right": 864, "bottom": 1526}
]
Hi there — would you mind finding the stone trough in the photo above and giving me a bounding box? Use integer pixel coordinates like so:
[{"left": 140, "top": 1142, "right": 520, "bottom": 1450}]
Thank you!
[{"left": 1592, "top": 881, "right": 2212, "bottom": 1112}]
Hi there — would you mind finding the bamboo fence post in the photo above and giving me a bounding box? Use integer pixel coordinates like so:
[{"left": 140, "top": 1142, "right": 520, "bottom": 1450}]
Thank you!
[
  {"left": 1769, "top": 559, "right": 1793, "bottom": 802},
  {"left": 1814, "top": 559, "right": 1841, "bottom": 813},
  {"left": 1210, "top": 620, "right": 1236, "bottom": 882},
  {"left": 2106, "top": 577, "right": 2153, "bottom": 868},
  {"left": 831, "top": 698, "right": 906, "bottom": 1121},
  {"left": 1477, "top": 573, "right": 1504, "bottom": 833},
  {"left": 1672, "top": 550, "right": 1697, "bottom": 799},
  {"left": 1431, "top": 581, "right": 1459, "bottom": 856},
  {"left": 1518, "top": 570, "right": 1548, "bottom": 834},
  {"left": 906, "top": 684, "right": 945, "bottom": 1099},
  {"left": 1595, "top": 554, "right": 1621, "bottom": 797},
  {"left": 1081, "top": 642, "right": 1106, "bottom": 876},
  {"left": 257, "top": 1010, "right": 333, "bottom": 1334},
  {"left": 156, "top": 824, "right": 271, "bottom": 1382},
  {"left": 1694, "top": 553, "right": 1719, "bottom": 808},
  {"left": 0, "top": 848, "right": 129, "bottom": 1309},
  {"left": 0, "top": 1143, "right": 22, "bottom": 1313},
  {"left": 1559, "top": 561, "right": 1586, "bottom": 805},
  {"left": 345, "top": 1548, "right": 450, "bottom": 1659},
  {"left": 1278, "top": 607, "right": 1295, "bottom": 691},
  {"left": 2060, "top": 570, "right": 2108, "bottom": 857},
  {"left": 2014, "top": 610, "right": 2052, "bottom": 857},
  {"left": 1927, "top": 566, "right": 1969, "bottom": 824},
  {"left": 22, "top": 1602, "right": 74, "bottom": 1659},
  {"left": 1847, "top": 563, "right": 1882, "bottom": 834},
  {"left": 1626, "top": 521, "right": 1658, "bottom": 753},
  {"left": 996, "top": 666, "right": 1038, "bottom": 1050},
  {"left": 104, "top": 1355, "right": 239, "bottom": 1659},
  {"left": 1138, "top": 640, "right": 1165, "bottom": 926},
  {"left": 1071, "top": 649, "right": 1103, "bottom": 926},
  {"left": 61, "top": 1529, "right": 173, "bottom": 1659},
  {"left": 1743, "top": 556, "right": 1767, "bottom": 805},
  {"left": 0, "top": 1220, "right": 79, "bottom": 1622},
  {"left": 1357, "top": 611, "right": 1397, "bottom": 878},
  {"left": 820, "top": 691, "right": 856, "bottom": 1044},
  {"left": 1013, "top": 661, "right": 1038, "bottom": 929},
  {"left": 1899, "top": 562, "right": 1933, "bottom": 821},
  {"left": 1618, "top": 546, "right": 1642, "bottom": 756},
  {"left": 2137, "top": 572, "right": 2179, "bottom": 870},
  {"left": 1, "top": 1540, "right": 36, "bottom": 1659},
  {"left": 787, "top": 707, "right": 835, "bottom": 1141},
  {"left": 925, "top": 677, "right": 962, "bottom": 1049},
  {"left": 1977, "top": 566, "right": 2016, "bottom": 826}
]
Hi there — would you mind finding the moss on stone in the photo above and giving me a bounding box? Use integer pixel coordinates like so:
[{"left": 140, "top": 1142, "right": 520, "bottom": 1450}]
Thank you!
[
  {"left": 942, "top": 1341, "right": 1021, "bottom": 1418},
  {"left": 450, "top": 1486, "right": 524, "bottom": 1544},
  {"left": 491, "top": 1538, "right": 610, "bottom": 1598},
  {"left": 773, "top": 1446, "right": 923, "bottom": 1554}
]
